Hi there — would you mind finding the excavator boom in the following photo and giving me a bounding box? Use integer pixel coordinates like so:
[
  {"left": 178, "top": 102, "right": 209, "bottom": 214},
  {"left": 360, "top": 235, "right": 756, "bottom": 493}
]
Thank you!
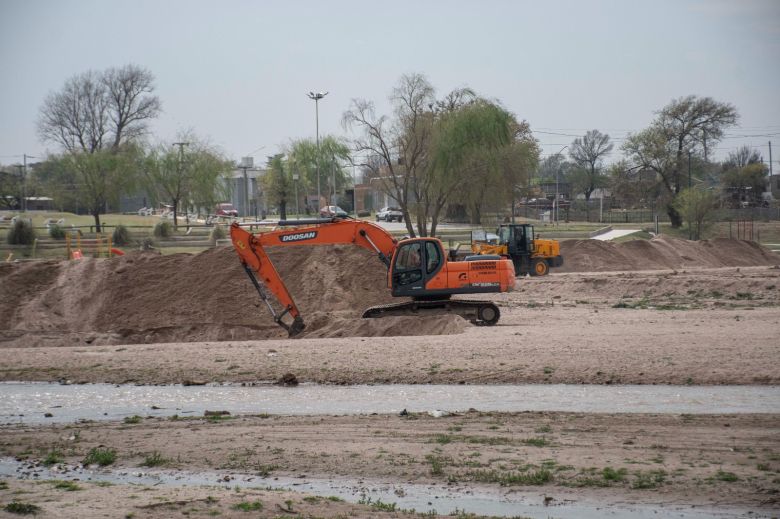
[{"left": 230, "top": 218, "right": 397, "bottom": 335}]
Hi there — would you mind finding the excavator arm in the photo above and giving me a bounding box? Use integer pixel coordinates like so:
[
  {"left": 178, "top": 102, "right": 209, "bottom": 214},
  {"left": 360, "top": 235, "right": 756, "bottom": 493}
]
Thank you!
[{"left": 230, "top": 218, "right": 398, "bottom": 336}]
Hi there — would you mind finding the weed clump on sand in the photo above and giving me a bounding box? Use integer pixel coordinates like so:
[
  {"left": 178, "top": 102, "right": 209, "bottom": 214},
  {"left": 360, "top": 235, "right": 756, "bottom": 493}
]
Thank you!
[
  {"left": 83, "top": 447, "right": 117, "bottom": 466},
  {"left": 4, "top": 502, "right": 41, "bottom": 515}
]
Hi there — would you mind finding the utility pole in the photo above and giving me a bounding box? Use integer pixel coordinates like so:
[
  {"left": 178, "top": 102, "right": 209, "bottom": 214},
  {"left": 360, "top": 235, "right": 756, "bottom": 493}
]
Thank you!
[
  {"left": 688, "top": 150, "right": 692, "bottom": 240},
  {"left": 21, "top": 154, "right": 36, "bottom": 212},
  {"left": 307, "top": 91, "right": 328, "bottom": 210},
  {"left": 172, "top": 142, "right": 189, "bottom": 228},
  {"left": 554, "top": 145, "right": 568, "bottom": 225},
  {"left": 769, "top": 140, "right": 773, "bottom": 177}
]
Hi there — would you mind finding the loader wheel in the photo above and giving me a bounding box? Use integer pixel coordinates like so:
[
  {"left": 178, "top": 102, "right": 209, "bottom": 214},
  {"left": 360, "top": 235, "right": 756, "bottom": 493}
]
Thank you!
[{"left": 532, "top": 258, "right": 549, "bottom": 276}]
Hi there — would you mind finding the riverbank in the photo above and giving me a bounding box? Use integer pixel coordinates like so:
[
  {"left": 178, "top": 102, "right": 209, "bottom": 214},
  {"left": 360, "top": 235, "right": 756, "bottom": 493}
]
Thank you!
[{"left": 1, "top": 411, "right": 778, "bottom": 516}]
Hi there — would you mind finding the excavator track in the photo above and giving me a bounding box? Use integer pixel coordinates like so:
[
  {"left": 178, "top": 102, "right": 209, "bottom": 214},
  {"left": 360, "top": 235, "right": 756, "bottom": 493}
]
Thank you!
[{"left": 362, "top": 299, "right": 501, "bottom": 326}]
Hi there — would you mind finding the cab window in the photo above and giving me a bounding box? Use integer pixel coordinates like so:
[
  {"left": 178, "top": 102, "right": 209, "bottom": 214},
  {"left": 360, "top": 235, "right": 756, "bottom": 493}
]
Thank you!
[
  {"left": 425, "top": 241, "right": 440, "bottom": 274},
  {"left": 393, "top": 242, "right": 423, "bottom": 286}
]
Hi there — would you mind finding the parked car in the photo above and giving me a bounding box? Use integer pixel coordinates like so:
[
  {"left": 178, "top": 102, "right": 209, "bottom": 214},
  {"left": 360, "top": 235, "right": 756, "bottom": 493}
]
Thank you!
[
  {"left": 215, "top": 203, "right": 238, "bottom": 217},
  {"left": 319, "top": 205, "right": 348, "bottom": 218},
  {"left": 376, "top": 206, "right": 403, "bottom": 222}
]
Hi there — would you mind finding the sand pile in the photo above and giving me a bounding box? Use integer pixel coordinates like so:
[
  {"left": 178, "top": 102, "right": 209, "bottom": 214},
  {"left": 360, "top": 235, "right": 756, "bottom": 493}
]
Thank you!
[
  {"left": 0, "top": 246, "right": 463, "bottom": 346},
  {"left": 558, "top": 236, "right": 778, "bottom": 273}
]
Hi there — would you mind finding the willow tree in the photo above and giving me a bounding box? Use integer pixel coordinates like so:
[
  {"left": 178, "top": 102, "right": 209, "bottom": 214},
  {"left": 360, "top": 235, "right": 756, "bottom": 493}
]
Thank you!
[
  {"left": 450, "top": 119, "right": 539, "bottom": 225},
  {"left": 425, "top": 99, "right": 520, "bottom": 235}
]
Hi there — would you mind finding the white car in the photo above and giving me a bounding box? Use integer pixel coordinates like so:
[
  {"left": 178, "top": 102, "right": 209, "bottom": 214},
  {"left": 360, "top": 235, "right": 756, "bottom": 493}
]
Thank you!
[{"left": 376, "top": 207, "right": 403, "bottom": 222}]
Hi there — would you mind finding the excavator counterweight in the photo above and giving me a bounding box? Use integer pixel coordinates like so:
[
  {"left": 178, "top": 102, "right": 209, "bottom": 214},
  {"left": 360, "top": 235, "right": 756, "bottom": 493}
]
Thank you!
[{"left": 230, "top": 218, "right": 514, "bottom": 336}]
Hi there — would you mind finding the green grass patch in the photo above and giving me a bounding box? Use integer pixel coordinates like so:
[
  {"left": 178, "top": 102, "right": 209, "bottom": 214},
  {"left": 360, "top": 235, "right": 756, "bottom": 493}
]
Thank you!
[
  {"left": 632, "top": 469, "right": 666, "bottom": 489},
  {"left": 141, "top": 451, "right": 167, "bottom": 467},
  {"left": 433, "top": 434, "right": 452, "bottom": 444},
  {"left": 83, "top": 447, "right": 117, "bottom": 466},
  {"left": 52, "top": 480, "right": 82, "bottom": 491},
  {"left": 468, "top": 468, "right": 553, "bottom": 486},
  {"left": 714, "top": 470, "right": 739, "bottom": 482},
  {"left": 123, "top": 415, "right": 142, "bottom": 424},
  {"left": 231, "top": 500, "right": 263, "bottom": 511},
  {"left": 3, "top": 502, "right": 41, "bottom": 515},
  {"left": 523, "top": 437, "right": 550, "bottom": 447},
  {"left": 42, "top": 450, "right": 63, "bottom": 467}
]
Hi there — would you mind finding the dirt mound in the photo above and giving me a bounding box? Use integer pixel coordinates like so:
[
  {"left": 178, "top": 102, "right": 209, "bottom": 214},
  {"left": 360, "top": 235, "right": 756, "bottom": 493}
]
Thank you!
[
  {"left": 558, "top": 236, "right": 779, "bottom": 273},
  {"left": 0, "top": 246, "right": 464, "bottom": 346}
]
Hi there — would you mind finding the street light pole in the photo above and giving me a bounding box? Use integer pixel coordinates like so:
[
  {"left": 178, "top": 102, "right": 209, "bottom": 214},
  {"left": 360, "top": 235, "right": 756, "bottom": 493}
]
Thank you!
[
  {"left": 293, "top": 172, "right": 299, "bottom": 220},
  {"left": 172, "top": 142, "right": 189, "bottom": 228},
  {"left": 307, "top": 91, "right": 328, "bottom": 210}
]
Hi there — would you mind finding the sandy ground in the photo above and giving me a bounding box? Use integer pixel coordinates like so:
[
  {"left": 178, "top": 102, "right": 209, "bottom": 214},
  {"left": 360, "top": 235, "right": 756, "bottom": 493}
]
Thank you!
[
  {"left": 2, "top": 261, "right": 779, "bottom": 517},
  {"left": 2, "top": 266, "right": 779, "bottom": 385}
]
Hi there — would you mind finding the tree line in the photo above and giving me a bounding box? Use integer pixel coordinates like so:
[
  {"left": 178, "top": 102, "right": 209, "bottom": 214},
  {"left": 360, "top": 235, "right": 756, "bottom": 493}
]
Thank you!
[{"left": 1, "top": 65, "right": 770, "bottom": 238}]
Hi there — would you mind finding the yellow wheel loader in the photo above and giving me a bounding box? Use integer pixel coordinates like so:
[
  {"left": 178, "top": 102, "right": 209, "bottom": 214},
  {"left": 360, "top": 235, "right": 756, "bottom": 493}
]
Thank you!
[{"left": 460, "top": 223, "right": 563, "bottom": 276}]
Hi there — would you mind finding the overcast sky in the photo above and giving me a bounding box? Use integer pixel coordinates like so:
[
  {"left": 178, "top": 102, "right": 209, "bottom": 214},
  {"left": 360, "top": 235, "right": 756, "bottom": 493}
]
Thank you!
[{"left": 1, "top": 0, "right": 778, "bottom": 168}]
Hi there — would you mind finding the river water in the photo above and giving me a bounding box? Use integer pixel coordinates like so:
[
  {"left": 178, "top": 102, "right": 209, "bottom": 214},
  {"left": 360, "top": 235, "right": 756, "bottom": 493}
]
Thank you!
[{"left": 1, "top": 381, "right": 778, "bottom": 425}]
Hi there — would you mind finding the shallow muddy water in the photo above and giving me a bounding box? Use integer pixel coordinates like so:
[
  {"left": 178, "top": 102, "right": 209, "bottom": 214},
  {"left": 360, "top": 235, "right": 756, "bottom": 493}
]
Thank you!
[
  {"left": 0, "top": 458, "right": 773, "bottom": 518},
  {"left": 1, "top": 382, "right": 778, "bottom": 425}
]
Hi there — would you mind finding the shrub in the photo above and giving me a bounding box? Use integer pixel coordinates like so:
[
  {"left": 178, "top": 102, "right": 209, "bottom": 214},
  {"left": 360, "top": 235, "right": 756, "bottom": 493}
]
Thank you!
[
  {"left": 49, "top": 224, "right": 66, "bottom": 240},
  {"left": 7, "top": 219, "right": 36, "bottom": 245},
  {"left": 210, "top": 224, "right": 226, "bottom": 244},
  {"left": 112, "top": 225, "right": 131, "bottom": 246},
  {"left": 153, "top": 221, "right": 172, "bottom": 238}
]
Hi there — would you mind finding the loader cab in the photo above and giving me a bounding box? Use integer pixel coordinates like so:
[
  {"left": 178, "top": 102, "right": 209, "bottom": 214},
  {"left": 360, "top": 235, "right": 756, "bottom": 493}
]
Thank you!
[
  {"left": 390, "top": 238, "right": 444, "bottom": 297},
  {"left": 499, "top": 224, "right": 534, "bottom": 256}
]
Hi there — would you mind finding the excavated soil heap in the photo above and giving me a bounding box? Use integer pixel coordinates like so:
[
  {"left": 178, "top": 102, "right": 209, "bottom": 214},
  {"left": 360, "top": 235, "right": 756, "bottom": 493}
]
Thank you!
[
  {"left": 0, "top": 246, "right": 464, "bottom": 346},
  {"left": 558, "top": 236, "right": 778, "bottom": 273}
]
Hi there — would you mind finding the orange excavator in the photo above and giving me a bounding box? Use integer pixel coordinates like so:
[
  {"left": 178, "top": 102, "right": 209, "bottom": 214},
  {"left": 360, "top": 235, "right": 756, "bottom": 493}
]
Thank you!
[{"left": 230, "top": 217, "right": 516, "bottom": 336}]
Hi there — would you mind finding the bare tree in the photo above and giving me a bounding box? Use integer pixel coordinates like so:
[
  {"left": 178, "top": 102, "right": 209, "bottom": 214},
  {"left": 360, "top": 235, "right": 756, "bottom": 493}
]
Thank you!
[
  {"left": 343, "top": 73, "right": 435, "bottom": 237},
  {"left": 37, "top": 65, "right": 161, "bottom": 231},
  {"left": 724, "top": 145, "right": 762, "bottom": 169},
  {"left": 38, "top": 65, "right": 160, "bottom": 153},
  {"left": 569, "top": 130, "right": 612, "bottom": 200},
  {"left": 102, "top": 64, "right": 162, "bottom": 150}
]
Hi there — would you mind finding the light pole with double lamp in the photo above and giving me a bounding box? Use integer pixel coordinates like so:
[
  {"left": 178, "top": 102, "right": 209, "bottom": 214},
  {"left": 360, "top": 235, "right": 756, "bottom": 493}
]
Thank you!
[{"left": 307, "top": 91, "right": 328, "bottom": 210}]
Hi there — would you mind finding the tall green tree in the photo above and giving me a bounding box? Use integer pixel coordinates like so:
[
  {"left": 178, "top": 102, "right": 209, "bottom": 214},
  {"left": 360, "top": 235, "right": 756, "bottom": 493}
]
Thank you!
[
  {"left": 54, "top": 148, "right": 138, "bottom": 230},
  {"left": 622, "top": 95, "right": 738, "bottom": 227},
  {"left": 263, "top": 154, "right": 292, "bottom": 220},
  {"left": 142, "top": 137, "right": 231, "bottom": 229},
  {"left": 287, "top": 136, "right": 351, "bottom": 210},
  {"left": 673, "top": 187, "right": 717, "bottom": 240}
]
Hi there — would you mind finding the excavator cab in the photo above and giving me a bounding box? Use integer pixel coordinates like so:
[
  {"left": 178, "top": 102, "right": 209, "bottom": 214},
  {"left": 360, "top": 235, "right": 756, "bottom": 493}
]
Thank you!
[{"left": 390, "top": 239, "right": 443, "bottom": 297}]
